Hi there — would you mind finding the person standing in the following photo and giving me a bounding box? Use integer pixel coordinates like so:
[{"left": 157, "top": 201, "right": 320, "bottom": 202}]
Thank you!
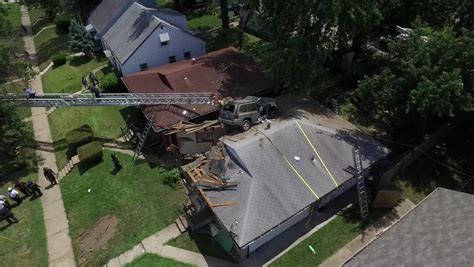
[
  {"left": 7, "top": 188, "right": 22, "bottom": 204},
  {"left": 111, "top": 153, "right": 122, "bottom": 172},
  {"left": 27, "top": 181, "right": 42, "bottom": 197},
  {"left": 0, "top": 194, "right": 12, "bottom": 209},
  {"left": 0, "top": 205, "right": 19, "bottom": 224},
  {"left": 43, "top": 167, "right": 58, "bottom": 186},
  {"left": 14, "top": 181, "right": 31, "bottom": 196},
  {"left": 89, "top": 72, "right": 98, "bottom": 86},
  {"left": 82, "top": 76, "right": 89, "bottom": 90},
  {"left": 89, "top": 85, "right": 101, "bottom": 98}
]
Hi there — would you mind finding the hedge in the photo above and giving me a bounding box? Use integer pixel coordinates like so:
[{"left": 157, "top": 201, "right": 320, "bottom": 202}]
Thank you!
[
  {"left": 65, "top": 125, "right": 93, "bottom": 149},
  {"left": 54, "top": 14, "right": 71, "bottom": 34},
  {"left": 100, "top": 72, "right": 120, "bottom": 92},
  {"left": 77, "top": 141, "right": 103, "bottom": 162},
  {"left": 52, "top": 53, "right": 67, "bottom": 67}
]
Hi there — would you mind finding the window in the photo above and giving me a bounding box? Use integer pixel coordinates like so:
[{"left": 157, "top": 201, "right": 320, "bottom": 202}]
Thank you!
[
  {"left": 159, "top": 32, "right": 170, "bottom": 46},
  {"left": 139, "top": 63, "right": 148, "bottom": 71},
  {"left": 169, "top": 56, "right": 176, "bottom": 63},
  {"left": 248, "top": 104, "right": 258, "bottom": 112},
  {"left": 184, "top": 51, "right": 191, "bottom": 59},
  {"left": 161, "top": 41, "right": 168, "bottom": 46},
  {"left": 239, "top": 105, "right": 249, "bottom": 113}
]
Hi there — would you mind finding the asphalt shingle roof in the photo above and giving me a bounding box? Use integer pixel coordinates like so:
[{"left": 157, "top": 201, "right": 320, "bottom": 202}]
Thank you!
[
  {"left": 344, "top": 188, "right": 474, "bottom": 266},
  {"left": 205, "top": 119, "right": 389, "bottom": 247},
  {"left": 89, "top": 0, "right": 129, "bottom": 33}
]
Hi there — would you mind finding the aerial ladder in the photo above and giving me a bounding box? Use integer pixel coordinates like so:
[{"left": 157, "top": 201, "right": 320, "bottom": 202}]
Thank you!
[
  {"left": 0, "top": 92, "right": 221, "bottom": 162},
  {"left": 353, "top": 149, "right": 369, "bottom": 219}
]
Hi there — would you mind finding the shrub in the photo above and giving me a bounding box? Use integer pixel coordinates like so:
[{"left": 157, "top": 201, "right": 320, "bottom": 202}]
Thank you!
[
  {"left": 100, "top": 72, "right": 120, "bottom": 92},
  {"left": 52, "top": 53, "right": 67, "bottom": 67},
  {"left": 163, "top": 169, "right": 182, "bottom": 189},
  {"left": 54, "top": 14, "right": 71, "bottom": 34},
  {"left": 77, "top": 141, "right": 103, "bottom": 162},
  {"left": 65, "top": 125, "right": 93, "bottom": 149}
]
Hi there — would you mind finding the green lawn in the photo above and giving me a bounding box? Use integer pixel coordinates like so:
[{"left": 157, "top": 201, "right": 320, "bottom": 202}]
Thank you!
[
  {"left": 28, "top": 6, "right": 46, "bottom": 24},
  {"left": 48, "top": 105, "right": 135, "bottom": 168},
  {"left": 60, "top": 151, "right": 186, "bottom": 266},
  {"left": 41, "top": 57, "right": 107, "bottom": 93},
  {"left": 202, "top": 28, "right": 263, "bottom": 52},
  {"left": 0, "top": 81, "right": 32, "bottom": 119},
  {"left": 0, "top": 122, "right": 49, "bottom": 266},
  {"left": 3, "top": 3, "right": 21, "bottom": 31},
  {"left": 34, "top": 25, "right": 70, "bottom": 69},
  {"left": 270, "top": 207, "right": 388, "bottom": 267},
  {"left": 166, "top": 231, "right": 234, "bottom": 262},
  {"left": 125, "top": 253, "right": 193, "bottom": 267},
  {"left": 188, "top": 14, "right": 221, "bottom": 31}
]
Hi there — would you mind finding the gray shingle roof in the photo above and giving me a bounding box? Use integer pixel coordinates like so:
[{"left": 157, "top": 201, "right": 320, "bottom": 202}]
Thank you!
[
  {"left": 207, "top": 119, "right": 389, "bottom": 247},
  {"left": 102, "top": 2, "right": 161, "bottom": 64},
  {"left": 344, "top": 188, "right": 474, "bottom": 267},
  {"left": 89, "top": 0, "right": 129, "bottom": 33}
]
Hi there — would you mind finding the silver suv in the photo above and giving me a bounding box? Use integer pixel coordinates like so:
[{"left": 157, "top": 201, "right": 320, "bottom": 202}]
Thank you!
[{"left": 218, "top": 96, "right": 278, "bottom": 131}]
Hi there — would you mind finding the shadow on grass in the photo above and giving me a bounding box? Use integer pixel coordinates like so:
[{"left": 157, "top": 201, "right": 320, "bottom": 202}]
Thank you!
[
  {"left": 77, "top": 158, "right": 104, "bottom": 175},
  {"left": 36, "top": 33, "right": 70, "bottom": 67},
  {"left": 171, "top": 231, "right": 235, "bottom": 262},
  {"left": 69, "top": 56, "right": 93, "bottom": 67}
]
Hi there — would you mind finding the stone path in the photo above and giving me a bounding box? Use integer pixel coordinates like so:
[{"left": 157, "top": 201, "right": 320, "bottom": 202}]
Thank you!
[
  {"left": 320, "top": 198, "right": 415, "bottom": 267},
  {"left": 106, "top": 224, "right": 235, "bottom": 267},
  {"left": 21, "top": 5, "right": 76, "bottom": 267}
]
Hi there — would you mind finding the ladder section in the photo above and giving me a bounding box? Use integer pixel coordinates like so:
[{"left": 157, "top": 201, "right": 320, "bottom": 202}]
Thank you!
[
  {"left": 132, "top": 118, "right": 154, "bottom": 162},
  {"left": 354, "top": 149, "right": 369, "bottom": 219},
  {"left": 0, "top": 93, "right": 218, "bottom": 107}
]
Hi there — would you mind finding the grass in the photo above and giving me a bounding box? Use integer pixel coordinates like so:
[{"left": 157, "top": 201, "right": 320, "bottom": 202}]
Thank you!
[
  {"left": 202, "top": 28, "right": 264, "bottom": 52},
  {"left": 3, "top": 3, "right": 21, "bottom": 30},
  {"left": 41, "top": 56, "right": 107, "bottom": 93},
  {"left": 0, "top": 81, "right": 32, "bottom": 119},
  {"left": 28, "top": 6, "right": 47, "bottom": 25},
  {"left": 270, "top": 207, "right": 389, "bottom": 267},
  {"left": 34, "top": 26, "right": 70, "bottom": 69},
  {"left": 188, "top": 14, "right": 221, "bottom": 31},
  {"left": 166, "top": 231, "right": 234, "bottom": 262},
  {"left": 125, "top": 253, "right": 193, "bottom": 267},
  {"left": 48, "top": 106, "right": 135, "bottom": 168},
  {"left": 0, "top": 121, "right": 49, "bottom": 266},
  {"left": 60, "top": 150, "right": 186, "bottom": 266}
]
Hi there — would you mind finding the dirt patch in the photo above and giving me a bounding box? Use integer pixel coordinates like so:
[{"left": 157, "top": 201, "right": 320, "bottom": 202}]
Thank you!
[{"left": 77, "top": 215, "right": 118, "bottom": 264}]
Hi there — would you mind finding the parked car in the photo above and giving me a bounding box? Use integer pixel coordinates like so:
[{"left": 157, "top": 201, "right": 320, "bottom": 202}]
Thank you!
[{"left": 218, "top": 96, "right": 278, "bottom": 131}]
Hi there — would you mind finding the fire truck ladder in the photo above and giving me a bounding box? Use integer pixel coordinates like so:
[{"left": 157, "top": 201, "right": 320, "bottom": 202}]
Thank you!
[
  {"left": 0, "top": 93, "right": 217, "bottom": 107},
  {"left": 354, "top": 149, "right": 369, "bottom": 219},
  {"left": 132, "top": 117, "right": 154, "bottom": 162}
]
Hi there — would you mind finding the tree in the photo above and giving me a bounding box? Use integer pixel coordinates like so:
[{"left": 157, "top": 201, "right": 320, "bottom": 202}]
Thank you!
[
  {"left": 220, "top": 0, "right": 230, "bottom": 30},
  {"left": 357, "top": 27, "right": 474, "bottom": 131},
  {"left": 0, "top": 5, "right": 12, "bottom": 36},
  {"left": 65, "top": 0, "right": 100, "bottom": 20},
  {"left": 25, "top": 0, "right": 61, "bottom": 18},
  {"left": 68, "top": 19, "right": 94, "bottom": 56},
  {"left": 0, "top": 42, "right": 35, "bottom": 83}
]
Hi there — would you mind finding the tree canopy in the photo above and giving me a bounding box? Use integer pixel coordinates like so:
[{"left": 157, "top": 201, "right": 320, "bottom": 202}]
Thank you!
[
  {"left": 68, "top": 19, "right": 94, "bottom": 55},
  {"left": 357, "top": 27, "right": 474, "bottom": 129}
]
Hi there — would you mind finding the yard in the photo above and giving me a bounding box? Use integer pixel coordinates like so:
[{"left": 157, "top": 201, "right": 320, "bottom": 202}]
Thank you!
[
  {"left": 0, "top": 122, "right": 49, "bottom": 266},
  {"left": 270, "top": 207, "right": 388, "bottom": 267},
  {"left": 0, "top": 81, "right": 32, "bottom": 119},
  {"left": 34, "top": 26, "right": 70, "bottom": 70},
  {"left": 126, "top": 253, "right": 192, "bottom": 267},
  {"left": 3, "top": 3, "right": 21, "bottom": 30},
  {"left": 201, "top": 28, "right": 264, "bottom": 53},
  {"left": 60, "top": 151, "right": 186, "bottom": 266},
  {"left": 166, "top": 231, "right": 234, "bottom": 262},
  {"left": 41, "top": 56, "right": 107, "bottom": 94}
]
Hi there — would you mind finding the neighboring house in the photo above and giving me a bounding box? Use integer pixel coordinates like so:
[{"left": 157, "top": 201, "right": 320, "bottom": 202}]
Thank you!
[
  {"left": 101, "top": 2, "right": 205, "bottom": 75},
  {"left": 121, "top": 46, "right": 273, "bottom": 146},
  {"left": 86, "top": 0, "right": 156, "bottom": 47},
  {"left": 344, "top": 188, "right": 474, "bottom": 266},
  {"left": 181, "top": 119, "right": 390, "bottom": 259}
]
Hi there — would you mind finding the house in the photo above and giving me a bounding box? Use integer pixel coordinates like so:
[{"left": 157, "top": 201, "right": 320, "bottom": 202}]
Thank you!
[
  {"left": 86, "top": 0, "right": 157, "bottom": 47},
  {"left": 101, "top": 2, "right": 205, "bottom": 75},
  {"left": 181, "top": 118, "right": 390, "bottom": 258},
  {"left": 121, "top": 47, "right": 274, "bottom": 147},
  {"left": 344, "top": 188, "right": 474, "bottom": 266}
]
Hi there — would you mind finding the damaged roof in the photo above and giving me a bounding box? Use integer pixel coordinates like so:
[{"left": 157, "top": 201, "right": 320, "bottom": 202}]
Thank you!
[
  {"left": 344, "top": 188, "right": 474, "bottom": 266},
  {"left": 194, "top": 119, "right": 389, "bottom": 247},
  {"left": 122, "top": 47, "right": 273, "bottom": 130}
]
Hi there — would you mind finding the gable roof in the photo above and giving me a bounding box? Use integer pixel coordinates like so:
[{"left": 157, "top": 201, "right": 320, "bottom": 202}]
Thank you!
[
  {"left": 89, "top": 0, "right": 130, "bottom": 33},
  {"left": 344, "top": 188, "right": 474, "bottom": 266},
  {"left": 186, "top": 119, "right": 389, "bottom": 247},
  {"left": 122, "top": 47, "right": 274, "bottom": 129}
]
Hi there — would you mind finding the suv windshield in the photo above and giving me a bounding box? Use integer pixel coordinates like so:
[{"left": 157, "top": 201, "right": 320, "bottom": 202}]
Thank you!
[{"left": 223, "top": 104, "right": 235, "bottom": 112}]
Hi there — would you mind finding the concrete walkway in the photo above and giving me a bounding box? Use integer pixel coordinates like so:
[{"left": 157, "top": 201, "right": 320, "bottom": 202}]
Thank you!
[
  {"left": 21, "top": 5, "right": 76, "bottom": 267},
  {"left": 106, "top": 224, "right": 235, "bottom": 267},
  {"left": 320, "top": 198, "right": 415, "bottom": 267}
]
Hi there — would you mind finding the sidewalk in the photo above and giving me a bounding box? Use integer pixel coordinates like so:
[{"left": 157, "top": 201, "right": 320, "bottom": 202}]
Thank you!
[
  {"left": 21, "top": 5, "right": 76, "bottom": 267},
  {"left": 320, "top": 198, "right": 415, "bottom": 267}
]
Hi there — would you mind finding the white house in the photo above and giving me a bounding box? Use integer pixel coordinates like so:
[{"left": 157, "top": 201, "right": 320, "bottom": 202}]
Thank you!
[
  {"left": 101, "top": 2, "right": 206, "bottom": 75},
  {"left": 86, "top": 0, "right": 157, "bottom": 48}
]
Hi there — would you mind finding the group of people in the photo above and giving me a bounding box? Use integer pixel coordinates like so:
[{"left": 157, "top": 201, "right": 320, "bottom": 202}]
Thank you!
[
  {"left": 82, "top": 72, "right": 101, "bottom": 98},
  {"left": 0, "top": 167, "right": 58, "bottom": 226}
]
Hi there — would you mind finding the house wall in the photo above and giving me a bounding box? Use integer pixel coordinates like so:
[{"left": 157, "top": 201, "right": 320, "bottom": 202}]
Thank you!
[{"left": 120, "top": 24, "right": 206, "bottom": 75}]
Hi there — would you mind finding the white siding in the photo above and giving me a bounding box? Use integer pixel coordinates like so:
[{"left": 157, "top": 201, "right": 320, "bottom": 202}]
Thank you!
[{"left": 120, "top": 24, "right": 206, "bottom": 75}]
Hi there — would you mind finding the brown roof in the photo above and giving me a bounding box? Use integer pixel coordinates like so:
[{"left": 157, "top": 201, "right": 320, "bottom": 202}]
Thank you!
[{"left": 122, "top": 47, "right": 273, "bottom": 130}]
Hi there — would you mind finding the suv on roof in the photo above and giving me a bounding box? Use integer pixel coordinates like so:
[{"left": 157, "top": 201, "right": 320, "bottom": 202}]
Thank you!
[{"left": 218, "top": 96, "right": 278, "bottom": 131}]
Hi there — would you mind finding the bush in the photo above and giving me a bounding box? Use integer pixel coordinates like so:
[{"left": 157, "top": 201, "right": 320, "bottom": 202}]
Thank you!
[
  {"left": 100, "top": 72, "right": 120, "bottom": 92},
  {"left": 77, "top": 141, "right": 103, "bottom": 162},
  {"left": 54, "top": 14, "right": 71, "bottom": 34},
  {"left": 65, "top": 125, "right": 93, "bottom": 149},
  {"left": 163, "top": 169, "right": 182, "bottom": 189},
  {"left": 52, "top": 53, "right": 67, "bottom": 67}
]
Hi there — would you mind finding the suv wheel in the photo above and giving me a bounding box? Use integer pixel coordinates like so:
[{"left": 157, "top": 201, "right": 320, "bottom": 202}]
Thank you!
[{"left": 242, "top": 119, "right": 251, "bottom": 131}]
